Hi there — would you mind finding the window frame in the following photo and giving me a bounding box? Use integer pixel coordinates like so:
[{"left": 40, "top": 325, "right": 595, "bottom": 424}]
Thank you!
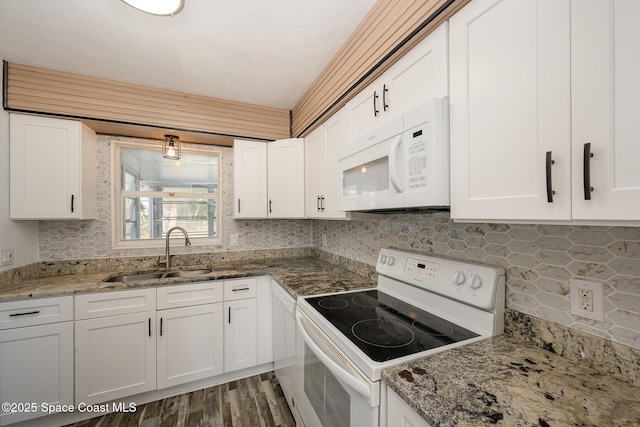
[{"left": 111, "top": 140, "right": 222, "bottom": 249}]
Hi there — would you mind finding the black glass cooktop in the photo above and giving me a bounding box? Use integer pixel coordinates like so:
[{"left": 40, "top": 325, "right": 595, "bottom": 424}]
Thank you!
[{"left": 305, "top": 290, "right": 479, "bottom": 362}]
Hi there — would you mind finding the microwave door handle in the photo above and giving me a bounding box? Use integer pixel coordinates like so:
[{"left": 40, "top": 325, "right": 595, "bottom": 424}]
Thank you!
[
  {"left": 389, "top": 134, "right": 403, "bottom": 193},
  {"left": 296, "top": 313, "right": 372, "bottom": 399}
]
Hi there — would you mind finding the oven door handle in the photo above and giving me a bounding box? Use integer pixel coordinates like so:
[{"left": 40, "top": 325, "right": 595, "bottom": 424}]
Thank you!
[{"left": 297, "top": 312, "right": 372, "bottom": 399}]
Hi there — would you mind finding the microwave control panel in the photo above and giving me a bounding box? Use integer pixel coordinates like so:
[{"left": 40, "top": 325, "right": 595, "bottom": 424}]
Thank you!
[{"left": 406, "top": 124, "right": 430, "bottom": 190}]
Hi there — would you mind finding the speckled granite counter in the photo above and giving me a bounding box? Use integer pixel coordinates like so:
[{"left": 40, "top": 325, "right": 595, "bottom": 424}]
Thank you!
[
  {"left": 0, "top": 256, "right": 376, "bottom": 302},
  {"left": 383, "top": 334, "right": 640, "bottom": 427}
]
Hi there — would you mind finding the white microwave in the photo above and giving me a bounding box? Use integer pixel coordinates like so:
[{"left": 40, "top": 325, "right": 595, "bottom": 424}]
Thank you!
[{"left": 338, "top": 99, "right": 449, "bottom": 212}]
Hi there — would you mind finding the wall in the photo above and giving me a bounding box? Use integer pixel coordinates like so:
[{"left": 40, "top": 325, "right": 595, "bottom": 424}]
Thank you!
[
  {"left": 0, "top": 64, "right": 39, "bottom": 271},
  {"left": 312, "top": 214, "right": 640, "bottom": 350},
  {"left": 38, "top": 135, "right": 310, "bottom": 260}
]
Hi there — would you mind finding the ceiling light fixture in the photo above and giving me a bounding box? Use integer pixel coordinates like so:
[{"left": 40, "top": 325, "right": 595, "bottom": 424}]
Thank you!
[
  {"left": 163, "top": 135, "right": 181, "bottom": 160},
  {"left": 121, "top": 0, "right": 185, "bottom": 16}
]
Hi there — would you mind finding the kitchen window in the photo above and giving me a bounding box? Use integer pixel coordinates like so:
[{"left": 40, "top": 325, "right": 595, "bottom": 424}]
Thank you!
[{"left": 112, "top": 141, "right": 221, "bottom": 248}]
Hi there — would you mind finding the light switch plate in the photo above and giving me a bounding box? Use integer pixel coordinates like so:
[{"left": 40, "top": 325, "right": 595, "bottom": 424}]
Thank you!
[
  {"left": 570, "top": 279, "right": 605, "bottom": 322},
  {"left": 0, "top": 248, "right": 14, "bottom": 266}
]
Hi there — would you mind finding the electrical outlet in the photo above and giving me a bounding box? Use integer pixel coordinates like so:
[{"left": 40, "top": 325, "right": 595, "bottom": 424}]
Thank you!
[
  {"left": 570, "top": 279, "right": 605, "bottom": 322},
  {"left": 580, "top": 288, "right": 593, "bottom": 311},
  {"left": 229, "top": 234, "right": 239, "bottom": 247},
  {"left": 1, "top": 248, "right": 14, "bottom": 267}
]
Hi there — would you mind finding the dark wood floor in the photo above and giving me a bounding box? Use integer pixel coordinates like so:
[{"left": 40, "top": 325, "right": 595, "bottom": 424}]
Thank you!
[{"left": 65, "top": 372, "right": 295, "bottom": 427}]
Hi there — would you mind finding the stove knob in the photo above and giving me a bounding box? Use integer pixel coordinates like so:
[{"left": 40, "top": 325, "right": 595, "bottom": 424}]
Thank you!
[
  {"left": 387, "top": 256, "right": 395, "bottom": 266},
  {"left": 453, "top": 271, "right": 466, "bottom": 285},
  {"left": 380, "top": 255, "right": 388, "bottom": 264},
  {"left": 469, "top": 274, "right": 483, "bottom": 289}
]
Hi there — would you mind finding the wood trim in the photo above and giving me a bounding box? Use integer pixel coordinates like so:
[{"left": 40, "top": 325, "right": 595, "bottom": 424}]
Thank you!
[
  {"left": 291, "top": 0, "right": 471, "bottom": 137},
  {"left": 4, "top": 62, "right": 290, "bottom": 144}
]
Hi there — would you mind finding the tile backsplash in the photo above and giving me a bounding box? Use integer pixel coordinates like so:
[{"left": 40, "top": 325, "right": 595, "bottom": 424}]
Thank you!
[
  {"left": 37, "top": 136, "right": 640, "bottom": 351},
  {"left": 312, "top": 215, "right": 640, "bottom": 350}
]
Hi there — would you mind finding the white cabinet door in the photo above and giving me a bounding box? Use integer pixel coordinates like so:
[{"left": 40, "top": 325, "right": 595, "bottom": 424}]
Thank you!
[
  {"left": 386, "top": 386, "right": 431, "bottom": 427},
  {"left": 345, "top": 22, "right": 449, "bottom": 143},
  {"left": 157, "top": 303, "right": 224, "bottom": 389},
  {"left": 450, "top": 0, "right": 571, "bottom": 221},
  {"left": 9, "top": 113, "right": 97, "bottom": 220},
  {"left": 255, "top": 276, "right": 273, "bottom": 365},
  {"left": 0, "top": 322, "right": 74, "bottom": 426},
  {"left": 571, "top": 0, "right": 640, "bottom": 220},
  {"left": 305, "top": 109, "right": 349, "bottom": 219},
  {"left": 224, "top": 298, "right": 257, "bottom": 372},
  {"left": 75, "top": 311, "right": 156, "bottom": 404},
  {"left": 267, "top": 138, "right": 305, "bottom": 218},
  {"left": 384, "top": 22, "right": 449, "bottom": 119},
  {"left": 234, "top": 139, "right": 268, "bottom": 218},
  {"left": 304, "top": 127, "right": 325, "bottom": 218}
]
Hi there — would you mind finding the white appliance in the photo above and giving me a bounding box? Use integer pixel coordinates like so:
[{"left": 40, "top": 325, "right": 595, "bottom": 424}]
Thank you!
[
  {"left": 270, "top": 279, "right": 301, "bottom": 425},
  {"left": 295, "top": 248, "right": 505, "bottom": 427},
  {"left": 338, "top": 99, "right": 449, "bottom": 212}
]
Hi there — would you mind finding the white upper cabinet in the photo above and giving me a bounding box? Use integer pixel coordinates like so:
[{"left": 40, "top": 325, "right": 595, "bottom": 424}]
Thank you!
[
  {"left": 305, "top": 108, "right": 349, "bottom": 219},
  {"left": 450, "top": 0, "right": 571, "bottom": 222},
  {"left": 571, "top": 0, "right": 640, "bottom": 221},
  {"left": 10, "top": 113, "right": 97, "bottom": 220},
  {"left": 234, "top": 138, "right": 304, "bottom": 219},
  {"left": 450, "top": 0, "right": 640, "bottom": 224},
  {"left": 267, "top": 138, "right": 305, "bottom": 218},
  {"left": 345, "top": 22, "right": 449, "bottom": 142},
  {"left": 234, "top": 139, "right": 268, "bottom": 219}
]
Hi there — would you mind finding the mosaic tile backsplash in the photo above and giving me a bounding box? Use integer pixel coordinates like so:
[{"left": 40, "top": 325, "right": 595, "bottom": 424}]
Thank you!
[
  {"left": 38, "top": 136, "right": 639, "bottom": 351},
  {"left": 312, "top": 215, "right": 640, "bottom": 350}
]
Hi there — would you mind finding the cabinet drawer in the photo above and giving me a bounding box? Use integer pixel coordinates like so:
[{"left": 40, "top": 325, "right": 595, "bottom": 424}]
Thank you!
[
  {"left": 157, "top": 281, "right": 224, "bottom": 310},
  {"left": 75, "top": 289, "right": 156, "bottom": 320},
  {"left": 224, "top": 278, "right": 257, "bottom": 301},
  {"left": 0, "top": 296, "right": 73, "bottom": 330}
]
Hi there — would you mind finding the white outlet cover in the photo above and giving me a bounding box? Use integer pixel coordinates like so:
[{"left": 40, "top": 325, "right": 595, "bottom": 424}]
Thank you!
[{"left": 570, "top": 279, "right": 605, "bottom": 322}]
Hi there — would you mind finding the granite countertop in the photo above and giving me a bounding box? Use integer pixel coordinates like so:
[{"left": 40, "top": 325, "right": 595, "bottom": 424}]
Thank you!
[
  {"left": 0, "top": 256, "right": 377, "bottom": 302},
  {"left": 383, "top": 334, "right": 640, "bottom": 427}
]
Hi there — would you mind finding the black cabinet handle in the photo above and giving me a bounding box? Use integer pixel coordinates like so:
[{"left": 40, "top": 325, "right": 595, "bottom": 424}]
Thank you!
[
  {"left": 373, "top": 91, "right": 379, "bottom": 117},
  {"left": 583, "top": 143, "right": 594, "bottom": 200},
  {"left": 232, "top": 287, "right": 250, "bottom": 292},
  {"left": 269, "top": 199, "right": 272, "bottom": 214},
  {"left": 160, "top": 318, "right": 163, "bottom": 336},
  {"left": 317, "top": 196, "right": 321, "bottom": 212},
  {"left": 383, "top": 84, "right": 389, "bottom": 111},
  {"left": 545, "top": 151, "right": 555, "bottom": 203},
  {"left": 238, "top": 198, "right": 241, "bottom": 213},
  {"left": 71, "top": 195, "right": 75, "bottom": 213},
  {"left": 9, "top": 310, "right": 40, "bottom": 317},
  {"left": 320, "top": 196, "right": 325, "bottom": 211},
  {"left": 148, "top": 318, "right": 151, "bottom": 337},
  {"left": 228, "top": 307, "right": 231, "bottom": 324}
]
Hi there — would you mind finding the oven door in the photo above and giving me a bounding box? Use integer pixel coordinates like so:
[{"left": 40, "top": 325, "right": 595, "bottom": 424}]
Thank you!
[{"left": 296, "top": 310, "right": 380, "bottom": 427}]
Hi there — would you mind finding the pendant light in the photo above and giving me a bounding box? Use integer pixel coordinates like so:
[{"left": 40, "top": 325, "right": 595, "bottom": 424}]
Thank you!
[
  {"left": 121, "top": 0, "right": 185, "bottom": 16},
  {"left": 163, "top": 135, "right": 181, "bottom": 160}
]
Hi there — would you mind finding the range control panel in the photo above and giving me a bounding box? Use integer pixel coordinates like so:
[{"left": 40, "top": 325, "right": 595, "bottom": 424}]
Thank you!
[{"left": 376, "top": 248, "right": 505, "bottom": 310}]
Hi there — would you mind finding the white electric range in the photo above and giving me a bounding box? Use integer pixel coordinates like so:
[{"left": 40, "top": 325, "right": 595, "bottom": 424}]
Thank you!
[{"left": 295, "top": 248, "right": 505, "bottom": 427}]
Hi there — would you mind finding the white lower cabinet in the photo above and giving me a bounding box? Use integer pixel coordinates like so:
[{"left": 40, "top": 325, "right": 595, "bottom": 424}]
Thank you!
[
  {"left": 156, "top": 281, "right": 224, "bottom": 389},
  {"left": 75, "top": 311, "right": 157, "bottom": 405},
  {"left": 0, "top": 296, "right": 74, "bottom": 426},
  {"left": 0, "top": 321, "right": 74, "bottom": 426},
  {"left": 74, "top": 289, "right": 157, "bottom": 405},
  {"left": 224, "top": 279, "right": 258, "bottom": 372},
  {"left": 386, "top": 386, "right": 431, "bottom": 427}
]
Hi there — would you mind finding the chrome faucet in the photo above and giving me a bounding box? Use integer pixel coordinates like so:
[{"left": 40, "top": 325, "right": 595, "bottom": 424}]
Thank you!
[{"left": 164, "top": 226, "right": 191, "bottom": 271}]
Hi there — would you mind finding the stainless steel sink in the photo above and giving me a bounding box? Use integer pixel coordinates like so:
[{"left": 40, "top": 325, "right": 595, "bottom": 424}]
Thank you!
[
  {"left": 104, "top": 268, "right": 212, "bottom": 282},
  {"left": 164, "top": 269, "right": 212, "bottom": 278}
]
